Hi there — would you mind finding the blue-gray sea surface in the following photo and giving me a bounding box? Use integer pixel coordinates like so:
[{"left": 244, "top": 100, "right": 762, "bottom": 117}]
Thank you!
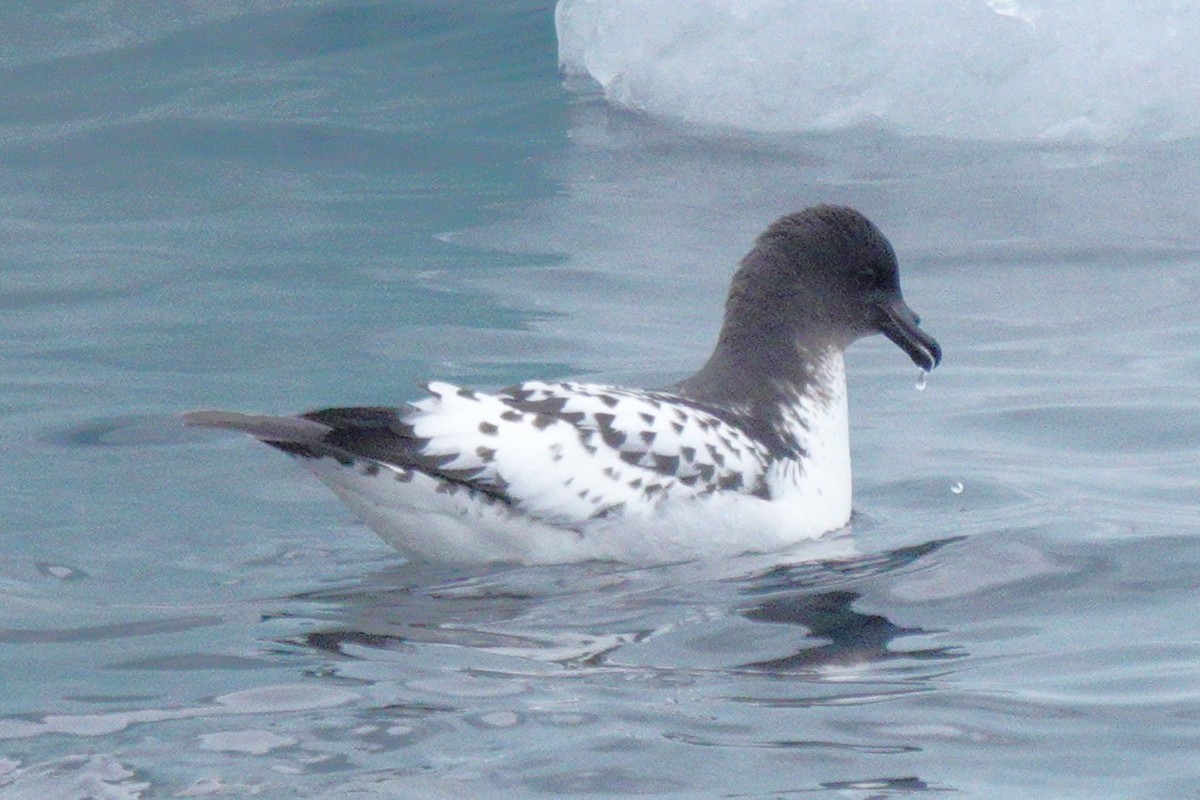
[{"left": 3, "top": 2, "right": 1200, "bottom": 797}]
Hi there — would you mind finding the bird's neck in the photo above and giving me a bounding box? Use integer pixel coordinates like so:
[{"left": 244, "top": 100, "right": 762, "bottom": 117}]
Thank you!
[
  {"left": 770, "top": 347, "right": 850, "bottom": 483},
  {"left": 677, "top": 322, "right": 850, "bottom": 461},
  {"left": 675, "top": 233, "right": 854, "bottom": 459}
]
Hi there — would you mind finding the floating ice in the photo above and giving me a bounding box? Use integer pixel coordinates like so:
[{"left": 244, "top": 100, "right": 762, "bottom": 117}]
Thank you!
[
  {"left": 197, "top": 729, "right": 297, "bottom": 755},
  {"left": 556, "top": 0, "right": 1200, "bottom": 142}
]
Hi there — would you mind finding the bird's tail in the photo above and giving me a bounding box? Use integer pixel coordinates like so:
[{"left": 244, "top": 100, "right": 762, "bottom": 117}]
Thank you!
[{"left": 183, "top": 410, "right": 332, "bottom": 444}]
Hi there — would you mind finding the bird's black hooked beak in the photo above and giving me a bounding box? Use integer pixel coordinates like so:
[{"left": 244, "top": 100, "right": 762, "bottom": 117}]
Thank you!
[{"left": 878, "top": 297, "right": 942, "bottom": 372}]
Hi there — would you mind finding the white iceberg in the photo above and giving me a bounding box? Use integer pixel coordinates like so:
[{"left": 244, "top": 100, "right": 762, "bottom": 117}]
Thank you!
[{"left": 556, "top": 0, "right": 1200, "bottom": 142}]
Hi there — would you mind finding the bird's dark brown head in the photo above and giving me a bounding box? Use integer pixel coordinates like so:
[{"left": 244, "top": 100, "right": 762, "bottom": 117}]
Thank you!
[{"left": 731, "top": 205, "right": 941, "bottom": 371}]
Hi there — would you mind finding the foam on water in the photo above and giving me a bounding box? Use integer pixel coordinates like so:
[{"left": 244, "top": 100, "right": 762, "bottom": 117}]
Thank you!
[
  {"left": 556, "top": 0, "right": 1200, "bottom": 142},
  {"left": 0, "top": 755, "right": 148, "bottom": 800},
  {"left": 0, "top": 685, "right": 359, "bottom": 741}
]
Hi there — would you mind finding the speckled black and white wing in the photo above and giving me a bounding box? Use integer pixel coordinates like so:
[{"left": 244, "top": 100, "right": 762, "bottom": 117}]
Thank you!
[
  {"left": 497, "top": 381, "right": 775, "bottom": 493},
  {"left": 397, "top": 380, "right": 776, "bottom": 523}
]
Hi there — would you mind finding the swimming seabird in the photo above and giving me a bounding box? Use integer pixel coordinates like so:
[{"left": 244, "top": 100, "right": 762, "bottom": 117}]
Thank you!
[{"left": 186, "top": 205, "right": 941, "bottom": 564}]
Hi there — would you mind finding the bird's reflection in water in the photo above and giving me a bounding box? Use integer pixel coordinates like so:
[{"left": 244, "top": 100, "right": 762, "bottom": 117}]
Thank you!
[
  {"left": 275, "top": 537, "right": 966, "bottom": 672},
  {"left": 734, "top": 537, "right": 964, "bottom": 672},
  {"left": 739, "top": 589, "right": 960, "bottom": 672},
  {"left": 273, "top": 562, "right": 555, "bottom": 659}
]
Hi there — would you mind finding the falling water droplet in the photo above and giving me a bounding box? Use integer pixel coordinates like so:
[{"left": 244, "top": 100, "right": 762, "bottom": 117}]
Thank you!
[
  {"left": 950, "top": 481, "right": 964, "bottom": 495},
  {"left": 915, "top": 370, "right": 928, "bottom": 392}
]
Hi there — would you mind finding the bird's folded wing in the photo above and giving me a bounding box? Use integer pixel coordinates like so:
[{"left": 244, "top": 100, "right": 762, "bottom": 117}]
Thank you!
[{"left": 186, "top": 381, "right": 776, "bottom": 525}]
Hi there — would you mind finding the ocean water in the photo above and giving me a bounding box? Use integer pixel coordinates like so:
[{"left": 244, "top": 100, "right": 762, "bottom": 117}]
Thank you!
[{"left": 3, "top": 2, "right": 1200, "bottom": 797}]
